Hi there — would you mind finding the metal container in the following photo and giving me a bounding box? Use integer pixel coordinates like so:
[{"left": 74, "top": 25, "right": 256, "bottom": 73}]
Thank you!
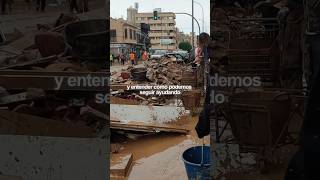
[
  {"left": 131, "top": 67, "right": 147, "bottom": 81},
  {"left": 228, "top": 91, "right": 290, "bottom": 146},
  {"left": 65, "top": 19, "right": 108, "bottom": 61}
]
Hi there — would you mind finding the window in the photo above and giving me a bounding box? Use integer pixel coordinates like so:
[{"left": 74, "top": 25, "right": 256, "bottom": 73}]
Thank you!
[
  {"left": 125, "top": 29, "right": 128, "bottom": 39},
  {"left": 130, "top": 29, "right": 133, "bottom": 39},
  {"left": 110, "top": 29, "right": 117, "bottom": 37},
  {"left": 110, "top": 30, "right": 117, "bottom": 42},
  {"left": 133, "top": 30, "right": 136, "bottom": 40}
]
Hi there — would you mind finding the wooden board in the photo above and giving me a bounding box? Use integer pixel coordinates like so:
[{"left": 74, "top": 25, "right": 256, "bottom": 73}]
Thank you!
[
  {"left": 0, "top": 175, "right": 24, "bottom": 180},
  {"left": 110, "top": 153, "right": 133, "bottom": 177},
  {"left": 111, "top": 121, "right": 189, "bottom": 134},
  {"left": 0, "top": 110, "right": 94, "bottom": 137},
  {"left": 8, "top": 33, "right": 35, "bottom": 51}
]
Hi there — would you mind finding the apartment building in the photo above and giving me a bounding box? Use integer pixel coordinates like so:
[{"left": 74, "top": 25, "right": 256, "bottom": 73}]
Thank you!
[
  {"left": 134, "top": 9, "right": 177, "bottom": 51},
  {"left": 110, "top": 18, "right": 145, "bottom": 56}
]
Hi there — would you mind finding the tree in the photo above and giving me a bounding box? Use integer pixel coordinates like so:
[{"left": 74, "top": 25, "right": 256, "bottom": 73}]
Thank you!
[{"left": 178, "top": 42, "right": 192, "bottom": 52}]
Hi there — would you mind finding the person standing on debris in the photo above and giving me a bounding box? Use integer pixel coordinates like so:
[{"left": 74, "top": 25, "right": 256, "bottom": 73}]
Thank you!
[
  {"left": 36, "top": 0, "right": 46, "bottom": 12},
  {"left": 135, "top": 49, "right": 140, "bottom": 65},
  {"left": 129, "top": 51, "right": 135, "bottom": 66},
  {"left": 120, "top": 52, "right": 125, "bottom": 66},
  {"left": 193, "top": 42, "right": 204, "bottom": 87},
  {"left": 194, "top": 45, "right": 203, "bottom": 66},
  {"left": 142, "top": 50, "right": 148, "bottom": 61},
  {"left": 110, "top": 53, "right": 114, "bottom": 66}
]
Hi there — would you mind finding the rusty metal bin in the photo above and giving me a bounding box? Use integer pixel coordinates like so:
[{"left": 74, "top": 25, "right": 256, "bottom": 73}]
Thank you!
[
  {"left": 228, "top": 91, "right": 291, "bottom": 146},
  {"left": 182, "top": 90, "right": 201, "bottom": 112},
  {"left": 64, "top": 19, "right": 108, "bottom": 60},
  {"left": 181, "top": 70, "right": 197, "bottom": 88}
]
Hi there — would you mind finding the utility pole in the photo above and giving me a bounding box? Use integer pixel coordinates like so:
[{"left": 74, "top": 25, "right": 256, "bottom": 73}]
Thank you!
[
  {"left": 192, "top": 0, "right": 194, "bottom": 48},
  {"left": 194, "top": 1, "right": 205, "bottom": 32},
  {"left": 175, "top": 13, "right": 201, "bottom": 36}
]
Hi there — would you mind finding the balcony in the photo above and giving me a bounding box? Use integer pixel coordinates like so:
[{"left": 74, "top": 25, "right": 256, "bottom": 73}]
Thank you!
[
  {"left": 150, "top": 39, "right": 176, "bottom": 44},
  {"left": 150, "top": 26, "right": 176, "bottom": 31},
  {"left": 136, "top": 19, "right": 175, "bottom": 24},
  {"left": 110, "top": 37, "right": 117, "bottom": 43},
  {"left": 151, "top": 45, "right": 177, "bottom": 50},
  {"left": 149, "top": 32, "right": 176, "bottom": 37}
]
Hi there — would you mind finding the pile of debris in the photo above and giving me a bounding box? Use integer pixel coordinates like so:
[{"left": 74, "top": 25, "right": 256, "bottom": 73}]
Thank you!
[
  {"left": 111, "top": 57, "right": 193, "bottom": 85},
  {"left": 1, "top": 13, "right": 107, "bottom": 72},
  {"left": 0, "top": 13, "right": 108, "bottom": 138}
]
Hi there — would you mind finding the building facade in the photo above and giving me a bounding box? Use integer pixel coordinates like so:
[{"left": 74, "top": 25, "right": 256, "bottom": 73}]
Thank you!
[
  {"left": 110, "top": 18, "right": 145, "bottom": 57},
  {"left": 134, "top": 9, "right": 177, "bottom": 51}
]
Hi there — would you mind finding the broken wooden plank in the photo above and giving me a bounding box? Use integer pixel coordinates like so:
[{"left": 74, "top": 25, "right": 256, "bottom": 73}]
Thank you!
[
  {"left": 0, "top": 110, "right": 94, "bottom": 137},
  {"left": 80, "top": 106, "right": 108, "bottom": 120},
  {"left": 110, "top": 153, "right": 133, "bottom": 177},
  {"left": 0, "top": 70, "right": 109, "bottom": 91},
  {"left": 0, "top": 55, "right": 57, "bottom": 70},
  {"left": 8, "top": 33, "right": 36, "bottom": 51},
  {"left": 0, "top": 88, "right": 45, "bottom": 105},
  {"left": 110, "top": 121, "right": 189, "bottom": 134},
  {"left": 0, "top": 175, "right": 24, "bottom": 180}
]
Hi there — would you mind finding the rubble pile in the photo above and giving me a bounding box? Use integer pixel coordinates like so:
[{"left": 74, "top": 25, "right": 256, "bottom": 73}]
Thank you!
[
  {"left": 0, "top": 13, "right": 108, "bottom": 138},
  {"left": 111, "top": 57, "right": 193, "bottom": 85}
]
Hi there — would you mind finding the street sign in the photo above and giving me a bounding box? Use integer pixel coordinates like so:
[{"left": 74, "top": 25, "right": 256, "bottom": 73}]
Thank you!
[{"left": 160, "top": 39, "right": 172, "bottom": 45}]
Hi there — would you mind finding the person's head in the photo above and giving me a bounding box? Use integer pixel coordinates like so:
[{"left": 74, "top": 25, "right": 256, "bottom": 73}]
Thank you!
[{"left": 198, "top": 32, "right": 211, "bottom": 48}]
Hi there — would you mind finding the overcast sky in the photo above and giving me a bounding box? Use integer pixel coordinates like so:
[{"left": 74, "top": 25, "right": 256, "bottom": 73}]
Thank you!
[{"left": 110, "top": 0, "right": 210, "bottom": 34}]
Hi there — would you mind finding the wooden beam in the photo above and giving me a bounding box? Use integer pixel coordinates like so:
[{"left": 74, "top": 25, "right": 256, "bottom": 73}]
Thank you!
[
  {"left": 0, "top": 110, "right": 95, "bottom": 137},
  {"left": 110, "top": 153, "right": 133, "bottom": 177},
  {"left": 110, "top": 121, "right": 189, "bottom": 134}
]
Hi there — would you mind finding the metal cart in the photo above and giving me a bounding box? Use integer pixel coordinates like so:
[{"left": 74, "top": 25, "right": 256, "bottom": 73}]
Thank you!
[{"left": 211, "top": 18, "right": 306, "bottom": 171}]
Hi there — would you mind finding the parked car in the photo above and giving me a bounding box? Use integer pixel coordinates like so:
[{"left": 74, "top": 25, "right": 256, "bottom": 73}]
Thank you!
[
  {"left": 164, "top": 53, "right": 186, "bottom": 63},
  {"left": 150, "top": 50, "right": 167, "bottom": 60},
  {"left": 173, "top": 50, "right": 189, "bottom": 62}
]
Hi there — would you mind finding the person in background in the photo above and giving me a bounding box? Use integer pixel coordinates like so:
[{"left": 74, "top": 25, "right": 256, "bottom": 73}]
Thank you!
[
  {"left": 135, "top": 50, "right": 140, "bottom": 65},
  {"left": 120, "top": 52, "right": 125, "bottom": 66},
  {"left": 36, "top": 0, "right": 46, "bottom": 12},
  {"left": 129, "top": 51, "right": 135, "bottom": 66},
  {"left": 142, "top": 50, "right": 148, "bottom": 61},
  {"left": 194, "top": 44, "right": 203, "bottom": 66},
  {"left": 110, "top": 53, "right": 113, "bottom": 66}
]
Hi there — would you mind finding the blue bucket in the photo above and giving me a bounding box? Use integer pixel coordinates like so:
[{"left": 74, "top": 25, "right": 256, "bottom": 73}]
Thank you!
[{"left": 182, "top": 146, "right": 211, "bottom": 180}]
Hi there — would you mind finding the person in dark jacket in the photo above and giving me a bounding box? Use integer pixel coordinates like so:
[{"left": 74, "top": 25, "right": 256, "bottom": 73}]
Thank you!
[{"left": 285, "top": 0, "right": 320, "bottom": 179}]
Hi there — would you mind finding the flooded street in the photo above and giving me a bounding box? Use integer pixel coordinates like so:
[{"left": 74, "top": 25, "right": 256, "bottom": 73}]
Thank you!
[
  {"left": 128, "top": 139, "right": 194, "bottom": 180},
  {"left": 110, "top": 115, "right": 210, "bottom": 180}
]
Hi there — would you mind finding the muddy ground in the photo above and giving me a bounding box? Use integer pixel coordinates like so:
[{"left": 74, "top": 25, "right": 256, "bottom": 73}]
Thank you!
[{"left": 110, "top": 113, "right": 210, "bottom": 180}]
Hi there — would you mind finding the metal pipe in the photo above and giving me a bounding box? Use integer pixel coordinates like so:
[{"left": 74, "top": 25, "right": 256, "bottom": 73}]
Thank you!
[
  {"left": 175, "top": 12, "right": 201, "bottom": 36},
  {"left": 194, "top": 1, "right": 205, "bottom": 32},
  {"left": 192, "top": 0, "right": 194, "bottom": 47}
]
